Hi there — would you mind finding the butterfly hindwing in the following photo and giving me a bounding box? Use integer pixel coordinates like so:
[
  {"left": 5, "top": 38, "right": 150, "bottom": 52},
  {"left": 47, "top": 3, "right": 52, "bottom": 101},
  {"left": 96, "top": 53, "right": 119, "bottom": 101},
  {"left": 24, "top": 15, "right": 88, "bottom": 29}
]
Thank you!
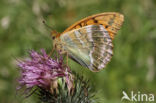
[{"left": 60, "top": 25, "right": 113, "bottom": 72}]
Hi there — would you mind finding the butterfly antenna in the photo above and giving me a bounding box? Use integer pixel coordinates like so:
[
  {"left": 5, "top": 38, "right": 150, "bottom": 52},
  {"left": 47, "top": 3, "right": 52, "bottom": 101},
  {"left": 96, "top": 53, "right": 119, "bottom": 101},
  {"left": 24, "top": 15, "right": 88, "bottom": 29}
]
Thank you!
[
  {"left": 42, "top": 20, "right": 54, "bottom": 31},
  {"left": 42, "top": 20, "right": 58, "bottom": 38}
]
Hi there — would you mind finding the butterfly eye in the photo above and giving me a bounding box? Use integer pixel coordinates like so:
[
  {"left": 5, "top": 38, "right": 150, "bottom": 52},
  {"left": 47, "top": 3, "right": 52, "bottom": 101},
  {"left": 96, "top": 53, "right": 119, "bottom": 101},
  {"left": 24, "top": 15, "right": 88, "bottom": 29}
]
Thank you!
[{"left": 52, "top": 36, "right": 55, "bottom": 40}]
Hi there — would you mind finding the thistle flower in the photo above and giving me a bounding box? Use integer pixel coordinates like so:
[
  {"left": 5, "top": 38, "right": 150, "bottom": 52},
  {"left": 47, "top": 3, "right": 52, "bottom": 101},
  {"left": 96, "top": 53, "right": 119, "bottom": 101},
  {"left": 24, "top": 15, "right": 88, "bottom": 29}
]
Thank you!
[
  {"left": 17, "top": 49, "right": 73, "bottom": 94},
  {"left": 17, "top": 49, "right": 99, "bottom": 103}
]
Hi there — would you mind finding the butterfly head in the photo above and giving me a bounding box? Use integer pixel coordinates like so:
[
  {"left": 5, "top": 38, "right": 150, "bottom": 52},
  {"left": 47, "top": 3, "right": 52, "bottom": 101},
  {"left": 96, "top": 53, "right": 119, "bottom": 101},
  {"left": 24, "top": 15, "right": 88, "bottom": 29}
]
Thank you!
[{"left": 51, "top": 30, "right": 59, "bottom": 40}]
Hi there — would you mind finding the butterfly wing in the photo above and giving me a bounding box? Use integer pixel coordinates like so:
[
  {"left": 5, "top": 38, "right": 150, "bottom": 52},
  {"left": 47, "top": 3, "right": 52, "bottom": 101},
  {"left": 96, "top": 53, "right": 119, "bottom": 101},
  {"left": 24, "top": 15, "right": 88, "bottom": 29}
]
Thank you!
[
  {"left": 60, "top": 25, "right": 113, "bottom": 72},
  {"left": 62, "top": 12, "right": 124, "bottom": 39}
]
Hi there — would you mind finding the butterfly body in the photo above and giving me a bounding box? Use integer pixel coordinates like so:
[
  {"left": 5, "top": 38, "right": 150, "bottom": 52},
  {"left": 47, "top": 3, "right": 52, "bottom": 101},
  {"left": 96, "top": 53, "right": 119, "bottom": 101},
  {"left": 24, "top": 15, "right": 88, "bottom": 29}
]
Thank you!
[{"left": 53, "top": 12, "right": 124, "bottom": 72}]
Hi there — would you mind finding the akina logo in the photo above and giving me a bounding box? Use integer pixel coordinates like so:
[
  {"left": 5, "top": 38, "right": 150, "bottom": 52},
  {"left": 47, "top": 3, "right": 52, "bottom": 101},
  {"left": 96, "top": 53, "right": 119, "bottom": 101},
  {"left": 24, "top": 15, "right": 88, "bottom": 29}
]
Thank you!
[{"left": 121, "top": 91, "right": 155, "bottom": 102}]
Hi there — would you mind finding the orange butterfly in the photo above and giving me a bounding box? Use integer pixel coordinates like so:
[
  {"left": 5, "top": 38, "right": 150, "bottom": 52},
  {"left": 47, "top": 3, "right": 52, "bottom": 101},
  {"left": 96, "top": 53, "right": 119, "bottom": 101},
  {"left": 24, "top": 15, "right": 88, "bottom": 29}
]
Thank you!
[{"left": 51, "top": 12, "right": 124, "bottom": 72}]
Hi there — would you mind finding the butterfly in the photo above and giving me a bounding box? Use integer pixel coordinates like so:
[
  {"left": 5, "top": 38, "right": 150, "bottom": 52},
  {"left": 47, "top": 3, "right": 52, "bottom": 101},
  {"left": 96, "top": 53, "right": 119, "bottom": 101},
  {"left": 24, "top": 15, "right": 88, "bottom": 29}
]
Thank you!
[{"left": 51, "top": 12, "right": 124, "bottom": 72}]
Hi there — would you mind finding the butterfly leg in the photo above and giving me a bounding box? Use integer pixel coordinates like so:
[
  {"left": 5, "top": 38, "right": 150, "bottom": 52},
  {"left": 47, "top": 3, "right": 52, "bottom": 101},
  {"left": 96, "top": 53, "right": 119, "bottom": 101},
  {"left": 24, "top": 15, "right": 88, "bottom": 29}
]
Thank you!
[
  {"left": 48, "top": 46, "right": 55, "bottom": 57},
  {"left": 66, "top": 52, "right": 69, "bottom": 66},
  {"left": 61, "top": 51, "right": 69, "bottom": 66}
]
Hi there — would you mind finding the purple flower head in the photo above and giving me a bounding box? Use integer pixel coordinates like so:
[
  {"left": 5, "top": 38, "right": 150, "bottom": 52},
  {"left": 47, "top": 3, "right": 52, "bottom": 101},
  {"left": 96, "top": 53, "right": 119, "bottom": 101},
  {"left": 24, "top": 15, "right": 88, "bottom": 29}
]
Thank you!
[{"left": 17, "top": 49, "right": 73, "bottom": 93}]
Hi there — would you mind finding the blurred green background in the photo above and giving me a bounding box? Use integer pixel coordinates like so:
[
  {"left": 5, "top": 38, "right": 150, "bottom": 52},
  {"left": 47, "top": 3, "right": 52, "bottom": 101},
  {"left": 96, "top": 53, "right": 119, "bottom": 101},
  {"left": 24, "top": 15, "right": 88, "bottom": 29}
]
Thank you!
[{"left": 0, "top": 0, "right": 156, "bottom": 103}]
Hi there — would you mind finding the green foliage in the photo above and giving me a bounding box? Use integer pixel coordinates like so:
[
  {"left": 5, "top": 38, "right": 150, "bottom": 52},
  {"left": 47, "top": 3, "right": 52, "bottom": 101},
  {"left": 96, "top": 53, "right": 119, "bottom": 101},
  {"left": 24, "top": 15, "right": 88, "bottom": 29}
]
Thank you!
[{"left": 0, "top": 0, "right": 156, "bottom": 103}]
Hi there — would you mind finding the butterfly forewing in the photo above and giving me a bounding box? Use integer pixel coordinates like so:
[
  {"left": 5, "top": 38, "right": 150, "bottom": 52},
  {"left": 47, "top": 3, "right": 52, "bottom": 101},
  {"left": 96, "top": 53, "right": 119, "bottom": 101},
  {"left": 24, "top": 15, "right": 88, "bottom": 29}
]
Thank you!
[
  {"left": 62, "top": 12, "right": 124, "bottom": 39},
  {"left": 60, "top": 25, "right": 113, "bottom": 72}
]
